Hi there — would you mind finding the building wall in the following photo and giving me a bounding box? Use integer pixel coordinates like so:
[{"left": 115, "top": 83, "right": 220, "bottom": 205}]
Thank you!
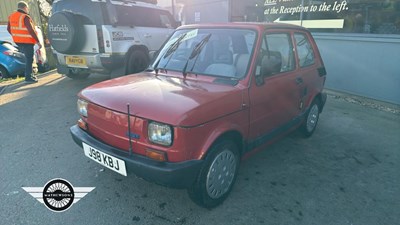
[
  {"left": 0, "top": 0, "right": 41, "bottom": 26},
  {"left": 181, "top": 0, "right": 264, "bottom": 23},
  {"left": 182, "top": 0, "right": 230, "bottom": 24},
  {"left": 314, "top": 33, "right": 400, "bottom": 104}
]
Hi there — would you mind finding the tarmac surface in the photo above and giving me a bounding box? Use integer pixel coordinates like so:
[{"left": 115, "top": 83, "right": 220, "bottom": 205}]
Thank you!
[{"left": 0, "top": 72, "right": 399, "bottom": 225}]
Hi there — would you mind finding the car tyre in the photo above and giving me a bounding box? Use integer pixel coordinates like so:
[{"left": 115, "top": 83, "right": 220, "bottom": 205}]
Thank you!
[
  {"left": 48, "top": 12, "right": 85, "bottom": 54},
  {"left": 0, "top": 66, "right": 10, "bottom": 79},
  {"left": 301, "top": 99, "right": 321, "bottom": 137},
  {"left": 187, "top": 140, "right": 240, "bottom": 208},
  {"left": 126, "top": 50, "right": 149, "bottom": 75}
]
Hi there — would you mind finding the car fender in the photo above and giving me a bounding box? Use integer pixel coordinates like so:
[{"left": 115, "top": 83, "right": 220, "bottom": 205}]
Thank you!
[{"left": 188, "top": 112, "right": 248, "bottom": 160}]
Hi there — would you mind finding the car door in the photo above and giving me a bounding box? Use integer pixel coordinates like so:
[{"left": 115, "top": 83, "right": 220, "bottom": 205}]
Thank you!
[
  {"left": 293, "top": 32, "right": 321, "bottom": 111},
  {"left": 248, "top": 31, "right": 302, "bottom": 147}
]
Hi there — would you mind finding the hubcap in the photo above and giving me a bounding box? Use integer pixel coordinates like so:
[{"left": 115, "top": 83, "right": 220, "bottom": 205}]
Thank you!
[
  {"left": 306, "top": 104, "right": 319, "bottom": 132},
  {"left": 206, "top": 150, "right": 237, "bottom": 199}
]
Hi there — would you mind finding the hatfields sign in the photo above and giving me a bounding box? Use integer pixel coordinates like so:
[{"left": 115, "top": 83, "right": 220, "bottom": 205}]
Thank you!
[{"left": 264, "top": 0, "right": 350, "bottom": 28}]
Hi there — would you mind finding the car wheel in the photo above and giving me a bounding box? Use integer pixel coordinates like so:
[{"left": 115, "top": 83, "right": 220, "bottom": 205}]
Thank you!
[
  {"left": 65, "top": 69, "right": 90, "bottom": 80},
  {"left": 126, "top": 50, "right": 149, "bottom": 75},
  {"left": 301, "top": 99, "right": 320, "bottom": 137},
  {"left": 0, "top": 66, "right": 10, "bottom": 79},
  {"left": 48, "top": 12, "right": 85, "bottom": 54},
  {"left": 187, "top": 140, "right": 240, "bottom": 208}
]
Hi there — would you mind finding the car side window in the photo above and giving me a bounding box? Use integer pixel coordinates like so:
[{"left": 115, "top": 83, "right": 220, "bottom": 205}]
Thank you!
[
  {"left": 257, "top": 33, "right": 294, "bottom": 77},
  {"left": 160, "top": 13, "right": 174, "bottom": 28},
  {"left": 294, "top": 33, "right": 315, "bottom": 67},
  {"left": 115, "top": 6, "right": 172, "bottom": 28},
  {"left": 266, "top": 33, "right": 295, "bottom": 73}
]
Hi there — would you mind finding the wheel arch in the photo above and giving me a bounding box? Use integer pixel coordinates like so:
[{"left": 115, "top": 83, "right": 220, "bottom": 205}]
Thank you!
[
  {"left": 0, "top": 64, "right": 10, "bottom": 78},
  {"left": 313, "top": 93, "right": 324, "bottom": 112},
  {"left": 305, "top": 92, "right": 324, "bottom": 113},
  {"left": 200, "top": 130, "right": 244, "bottom": 160},
  {"left": 125, "top": 45, "right": 150, "bottom": 61}
]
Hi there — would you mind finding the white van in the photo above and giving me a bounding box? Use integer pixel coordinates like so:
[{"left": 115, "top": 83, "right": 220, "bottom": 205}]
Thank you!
[{"left": 49, "top": 0, "right": 179, "bottom": 79}]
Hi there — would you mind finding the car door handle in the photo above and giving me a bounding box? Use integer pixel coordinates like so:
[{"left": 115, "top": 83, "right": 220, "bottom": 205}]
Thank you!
[
  {"left": 295, "top": 77, "right": 303, "bottom": 85},
  {"left": 144, "top": 34, "right": 152, "bottom": 38}
]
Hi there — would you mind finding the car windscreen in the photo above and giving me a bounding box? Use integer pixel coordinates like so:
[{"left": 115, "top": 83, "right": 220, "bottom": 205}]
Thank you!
[{"left": 152, "top": 28, "right": 257, "bottom": 79}]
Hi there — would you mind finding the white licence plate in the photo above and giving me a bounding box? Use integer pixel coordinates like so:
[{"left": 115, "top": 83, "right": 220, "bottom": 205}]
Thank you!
[{"left": 82, "top": 142, "right": 127, "bottom": 176}]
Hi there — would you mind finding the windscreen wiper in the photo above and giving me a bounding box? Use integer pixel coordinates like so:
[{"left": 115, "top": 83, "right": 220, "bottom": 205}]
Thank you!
[
  {"left": 153, "top": 33, "right": 187, "bottom": 75},
  {"left": 182, "top": 33, "right": 212, "bottom": 78}
]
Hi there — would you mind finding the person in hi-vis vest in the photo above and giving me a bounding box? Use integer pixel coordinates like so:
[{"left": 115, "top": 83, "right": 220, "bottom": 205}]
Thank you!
[{"left": 7, "top": 1, "right": 42, "bottom": 83}]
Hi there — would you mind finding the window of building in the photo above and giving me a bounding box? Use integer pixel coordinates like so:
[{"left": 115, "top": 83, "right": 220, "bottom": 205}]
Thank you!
[{"left": 262, "top": 0, "right": 400, "bottom": 35}]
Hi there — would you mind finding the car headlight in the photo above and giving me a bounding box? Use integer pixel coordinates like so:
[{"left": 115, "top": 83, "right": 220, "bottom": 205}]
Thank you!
[
  {"left": 77, "top": 99, "right": 88, "bottom": 117},
  {"left": 148, "top": 121, "right": 173, "bottom": 146}
]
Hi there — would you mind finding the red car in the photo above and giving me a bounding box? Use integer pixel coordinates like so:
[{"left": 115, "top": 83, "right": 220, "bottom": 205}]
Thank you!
[{"left": 70, "top": 23, "right": 327, "bottom": 208}]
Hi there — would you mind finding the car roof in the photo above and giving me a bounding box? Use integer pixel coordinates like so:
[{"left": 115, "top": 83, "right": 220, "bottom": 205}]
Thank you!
[{"left": 179, "top": 22, "right": 309, "bottom": 32}]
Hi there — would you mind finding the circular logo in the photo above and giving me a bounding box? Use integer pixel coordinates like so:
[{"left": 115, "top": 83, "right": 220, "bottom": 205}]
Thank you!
[{"left": 42, "top": 179, "right": 75, "bottom": 212}]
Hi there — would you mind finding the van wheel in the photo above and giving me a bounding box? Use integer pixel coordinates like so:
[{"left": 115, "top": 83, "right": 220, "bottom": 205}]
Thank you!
[
  {"left": 65, "top": 70, "right": 90, "bottom": 80},
  {"left": 126, "top": 50, "right": 149, "bottom": 75},
  {"left": 48, "top": 12, "right": 85, "bottom": 54},
  {"left": 187, "top": 140, "right": 239, "bottom": 208},
  {"left": 301, "top": 99, "right": 320, "bottom": 137}
]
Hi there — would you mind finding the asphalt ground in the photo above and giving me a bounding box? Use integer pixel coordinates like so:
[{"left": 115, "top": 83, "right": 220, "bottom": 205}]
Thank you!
[{"left": 0, "top": 72, "right": 399, "bottom": 225}]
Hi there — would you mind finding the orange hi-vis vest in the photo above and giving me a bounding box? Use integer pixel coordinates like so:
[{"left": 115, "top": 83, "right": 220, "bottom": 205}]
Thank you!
[{"left": 8, "top": 11, "right": 37, "bottom": 44}]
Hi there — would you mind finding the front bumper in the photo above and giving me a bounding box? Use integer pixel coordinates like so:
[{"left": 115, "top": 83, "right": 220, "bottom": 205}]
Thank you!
[{"left": 70, "top": 125, "right": 203, "bottom": 189}]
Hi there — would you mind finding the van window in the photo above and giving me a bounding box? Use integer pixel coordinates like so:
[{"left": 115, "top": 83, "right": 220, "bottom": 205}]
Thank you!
[
  {"left": 294, "top": 33, "right": 315, "bottom": 67},
  {"left": 114, "top": 6, "right": 173, "bottom": 28},
  {"left": 53, "top": 0, "right": 107, "bottom": 25},
  {"left": 160, "top": 13, "right": 174, "bottom": 28}
]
